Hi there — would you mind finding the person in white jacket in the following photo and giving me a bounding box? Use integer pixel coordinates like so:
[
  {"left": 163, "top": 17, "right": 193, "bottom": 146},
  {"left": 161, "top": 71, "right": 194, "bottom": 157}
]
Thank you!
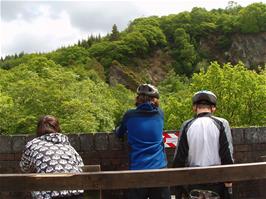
[{"left": 173, "top": 90, "right": 234, "bottom": 199}]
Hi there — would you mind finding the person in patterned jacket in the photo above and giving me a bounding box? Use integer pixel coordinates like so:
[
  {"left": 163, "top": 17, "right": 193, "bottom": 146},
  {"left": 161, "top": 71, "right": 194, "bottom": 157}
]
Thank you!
[{"left": 20, "top": 115, "right": 84, "bottom": 199}]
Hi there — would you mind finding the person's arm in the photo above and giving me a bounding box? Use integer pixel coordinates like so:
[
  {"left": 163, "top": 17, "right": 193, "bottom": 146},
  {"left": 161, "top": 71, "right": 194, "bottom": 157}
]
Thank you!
[
  {"left": 220, "top": 120, "right": 234, "bottom": 199},
  {"left": 173, "top": 120, "right": 190, "bottom": 168},
  {"left": 219, "top": 122, "right": 234, "bottom": 165},
  {"left": 73, "top": 147, "right": 84, "bottom": 168},
  {"left": 223, "top": 119, "right": 234, "bottom": 162},
  {"left": 19, "top": 143, "right": 34, "bottom": 173},
  {"left": 173, "top": 120, "right": 192, "bottom": 199},
  {"left": 173, "top": 131, "right": 189, "bottom": 168},
  {"left": 115, "top": 113, "right": 128, "bottom": 138}
]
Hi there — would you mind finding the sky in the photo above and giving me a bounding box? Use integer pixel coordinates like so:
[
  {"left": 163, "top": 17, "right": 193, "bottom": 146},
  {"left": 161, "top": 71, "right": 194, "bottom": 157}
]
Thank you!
[{"left": 0, "top": 0, "right": 263, "bottom": 58}]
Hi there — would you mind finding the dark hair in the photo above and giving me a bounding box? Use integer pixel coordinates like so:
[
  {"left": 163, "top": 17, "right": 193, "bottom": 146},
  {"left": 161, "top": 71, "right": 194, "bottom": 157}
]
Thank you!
[
  {"left": 195, "top": 103, "right": 213, "bottom": 109},
  {"left": 135, "top": 94, "right": 159, "bottom": 107},
  {"left": 37, "top": 115, "right": 61, "bottom": 137}
]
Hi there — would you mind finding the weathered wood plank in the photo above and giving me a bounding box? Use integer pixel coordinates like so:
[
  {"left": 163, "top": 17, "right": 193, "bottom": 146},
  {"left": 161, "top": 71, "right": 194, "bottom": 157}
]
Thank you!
[
  {"left": 1, "top": 162, "right": 266, "bottom": 191},
  {"left": 82, "top": 165, "right": 101, "bottom": 173}
]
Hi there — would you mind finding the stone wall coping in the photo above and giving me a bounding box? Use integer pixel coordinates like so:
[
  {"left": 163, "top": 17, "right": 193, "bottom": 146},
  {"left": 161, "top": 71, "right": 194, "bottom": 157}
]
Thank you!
[{"left": 0, "top": 127, "right": 265, "bottom": 154}]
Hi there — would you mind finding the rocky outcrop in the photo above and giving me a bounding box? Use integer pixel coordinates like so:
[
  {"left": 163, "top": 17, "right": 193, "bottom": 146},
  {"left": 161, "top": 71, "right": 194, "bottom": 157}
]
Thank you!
[
  {"left": 229, "top": 32, "right": 266, "bottom": 68},
  {"left": 145, "top": 50, "right": 172, "bottom": 84},
  {"left": 199, "top": 32, "right": 266, "bottom": 68},
  {"left": 109, "top": 61, "right": 141, "bottom": 90},
  {"left": 108, "top": 50, "right": 172, "bottom": 90}
]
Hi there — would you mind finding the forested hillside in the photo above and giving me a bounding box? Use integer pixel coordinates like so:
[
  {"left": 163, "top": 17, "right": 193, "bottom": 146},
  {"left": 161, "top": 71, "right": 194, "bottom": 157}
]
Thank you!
[{"left": 0, "top": 2, "right": 265, "bottom": 134}]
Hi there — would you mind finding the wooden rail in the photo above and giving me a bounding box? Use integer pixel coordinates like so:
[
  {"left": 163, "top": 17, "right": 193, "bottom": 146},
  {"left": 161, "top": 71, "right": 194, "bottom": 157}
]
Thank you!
[
  {"left": 1, "top": 162, "right": 266, "bottom": 192},
  {"left": 82, "top": 165, "right": 102, "bottom": 199}
]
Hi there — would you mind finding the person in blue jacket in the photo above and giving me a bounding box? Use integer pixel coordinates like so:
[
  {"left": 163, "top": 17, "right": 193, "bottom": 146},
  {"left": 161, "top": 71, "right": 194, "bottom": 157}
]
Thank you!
[{"left": 116, "top": 84, "right": 170, "bottom": 199}]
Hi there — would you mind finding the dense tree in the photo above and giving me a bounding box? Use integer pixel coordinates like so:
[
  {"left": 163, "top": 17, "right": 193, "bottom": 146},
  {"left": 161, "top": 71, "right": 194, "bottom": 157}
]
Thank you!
[
  {"left": 122, "top": 32, "right": 149, "bottom": 56},
  {"left": 0, "top": 3, "right": 265, "bottom": 134},
  {"left": 110, "top": 24, "right": 120, "bottom": 41},
  {"left": 129, "top": 16, "right": 160, "bottom": 28},
  {"left": 171, "top": 28, "right": 197, "bottom": 75},
  {"left": 0, "top": 57, "right": 133, "bottom": 134},
  {"left": 190, "top": 7, "right": 217, "bottom": 38},
  {"left": 130, "top": 25, "right": 167, "bottom": 49},
  {"left": 47, "top": 46, "right": 90, "bottom": 67},
  {"left": 160, "top": 62, "right": 266, "bottom": 129},
  {"left": 238, "top": 3, "right": 266, "bottom": 33},
  {"left": 191, "top": 62, "right": 266, "bottom": 126},
  {"left": 88, "top": 41, "right": 133, "bottom": 67},
  {"left": 160, "top": 12, "right": 192, "bottom": 42}
]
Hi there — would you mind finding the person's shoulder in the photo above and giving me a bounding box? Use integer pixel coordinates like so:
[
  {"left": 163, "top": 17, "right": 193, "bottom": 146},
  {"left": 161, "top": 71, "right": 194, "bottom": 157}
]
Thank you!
[
  {"left": 156, "top": 107, "right": 164, "bottom": 116},
  {"left": 124, "top": 109, "right": 136, "bottom": 115},
  {"left": 212, "top": 116, "right": 231, "bottom": 130},
  {"left": 157, "top": 107, "right": 164, "bottom": 113},
  {"left": 180, "top": 118, "right": 194, "bottom": 132},
  {"left": 212, "top": 116, "right": 229, "bottom": 124},
  {"left": 121, "top": 108, "right": 137, "bottom": 119},
  {"left": 25, "top": 137, "right": 39, "bottom": 148},
  {"left": 182, "top": 118, "right": 194, "bottom": 126}
]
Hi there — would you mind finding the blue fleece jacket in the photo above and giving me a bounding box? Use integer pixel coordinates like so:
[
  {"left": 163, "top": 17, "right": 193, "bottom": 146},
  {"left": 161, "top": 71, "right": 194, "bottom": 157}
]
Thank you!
[{"left": 116, "top": 102, "right": 167, "bottom": 170}]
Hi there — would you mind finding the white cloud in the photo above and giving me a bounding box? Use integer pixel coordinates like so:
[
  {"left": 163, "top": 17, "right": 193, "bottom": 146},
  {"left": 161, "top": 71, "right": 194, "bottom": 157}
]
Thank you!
[
  {"left": 1, "top": 8, "right": 89, "bottom": 56},
  {"left": 0, "top": 0, "right": 262, "bottom": 57},
  {"left": 1, "top": 1, "right": 142, "bottom": 57}
]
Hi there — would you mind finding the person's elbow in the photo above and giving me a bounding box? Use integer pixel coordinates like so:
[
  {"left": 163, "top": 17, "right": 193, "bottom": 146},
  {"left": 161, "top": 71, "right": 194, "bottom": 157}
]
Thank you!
[{"left": 115, "top": 127, "right": 122, "bottom": 137}]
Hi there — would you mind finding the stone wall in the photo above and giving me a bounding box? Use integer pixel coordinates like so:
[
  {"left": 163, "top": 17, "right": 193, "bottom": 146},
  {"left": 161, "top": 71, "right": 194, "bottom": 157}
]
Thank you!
[{"left": 0, "top": 127, "right": 266, "bottom": 199}]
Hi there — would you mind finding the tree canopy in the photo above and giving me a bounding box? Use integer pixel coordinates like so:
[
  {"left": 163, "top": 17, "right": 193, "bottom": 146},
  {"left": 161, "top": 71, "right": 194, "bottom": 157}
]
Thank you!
[{"left": 0, "top": 2, "right": 265, "bottom": 134}]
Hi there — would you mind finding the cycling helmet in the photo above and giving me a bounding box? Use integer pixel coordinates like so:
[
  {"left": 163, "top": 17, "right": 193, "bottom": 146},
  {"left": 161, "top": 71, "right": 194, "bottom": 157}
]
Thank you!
[
  {"left": 137, "top": 84, "right": 159, "bottom": 99},
  {"left": 192, "top": 90, "right": 217, "bottom": 106}
]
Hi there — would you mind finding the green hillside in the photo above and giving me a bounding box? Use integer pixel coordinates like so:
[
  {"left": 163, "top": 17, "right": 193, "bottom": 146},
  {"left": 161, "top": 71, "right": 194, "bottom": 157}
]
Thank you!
[{"left": 0, "top": 2, "right": 265, "bottom": 134}]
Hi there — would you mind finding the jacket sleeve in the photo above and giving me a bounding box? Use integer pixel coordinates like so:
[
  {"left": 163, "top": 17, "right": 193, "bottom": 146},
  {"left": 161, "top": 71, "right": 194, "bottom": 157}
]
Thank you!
[
  {"left": 173, "top": 122, "right": 189, "bottom": 168},
  {"left": 20, "top": 143, "right": 34, "bottom": 173},
  {"left": 223, "top": 119, "right": 234, "bottom": 162},
  {"left": 73, "top": 147, "right": 84, "bottom": 168},
  {"left": 115, "top": 113, "right": 128, "bottom": 138},
  {"left": 219, "top": 121, "right": 234, "bottom": 165}
]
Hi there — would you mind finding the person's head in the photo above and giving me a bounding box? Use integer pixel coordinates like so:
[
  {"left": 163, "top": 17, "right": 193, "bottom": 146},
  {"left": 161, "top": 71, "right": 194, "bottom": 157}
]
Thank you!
[
  {"left": 37, "top": 115, "right": 61, "bottom": 137},
  {"left": 135, "top": 84, "right": 160, "bottom": 107},
  {"left": 192, "top": 90, "right": 217, "bottom": 114}
]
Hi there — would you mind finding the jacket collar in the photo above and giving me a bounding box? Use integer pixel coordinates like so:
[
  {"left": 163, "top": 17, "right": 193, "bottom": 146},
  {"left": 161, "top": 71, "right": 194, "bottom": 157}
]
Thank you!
[
  {"left": 136, "top": 102, "right": 158, "bottom": 112},
  {"left": 195, "top": 112, "right": 212, "bottom": 118}
]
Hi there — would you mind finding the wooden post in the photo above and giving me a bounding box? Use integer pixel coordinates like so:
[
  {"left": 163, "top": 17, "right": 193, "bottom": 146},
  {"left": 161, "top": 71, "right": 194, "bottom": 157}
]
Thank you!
[{"left": 82, "top": 165, "right": 102, "bottom": 199}]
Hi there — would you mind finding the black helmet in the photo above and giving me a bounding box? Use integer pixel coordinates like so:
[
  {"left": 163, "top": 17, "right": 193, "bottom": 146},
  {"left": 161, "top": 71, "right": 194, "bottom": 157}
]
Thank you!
[
  {"left": 137, "top": 84, "right": 159, "bottom": 99},
  {"left": 192, "top": 90, "right": 217, "bottom": 106}
]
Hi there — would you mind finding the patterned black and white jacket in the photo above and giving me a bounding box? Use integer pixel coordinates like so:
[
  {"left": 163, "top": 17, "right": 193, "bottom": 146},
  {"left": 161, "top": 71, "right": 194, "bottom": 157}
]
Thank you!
[{"left": 20, "top": 133, "right": 84, "bottom": 199}]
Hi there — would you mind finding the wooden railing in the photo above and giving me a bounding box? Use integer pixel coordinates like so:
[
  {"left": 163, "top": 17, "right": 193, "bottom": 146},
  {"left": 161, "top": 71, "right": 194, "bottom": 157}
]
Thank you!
[{"left": 1, "top": 162, "right": 266, "bottom": 192}]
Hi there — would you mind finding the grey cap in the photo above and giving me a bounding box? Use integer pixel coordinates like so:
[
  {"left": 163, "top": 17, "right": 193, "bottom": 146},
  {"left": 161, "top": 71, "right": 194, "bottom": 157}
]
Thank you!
[{"left": 192, "top": 90, "right": 217, "bottom": 105}]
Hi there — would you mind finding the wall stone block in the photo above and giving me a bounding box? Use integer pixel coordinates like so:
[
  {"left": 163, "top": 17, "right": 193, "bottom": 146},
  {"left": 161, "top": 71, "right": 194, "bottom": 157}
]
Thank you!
[
  {"left": 80, "top": 133, "right": 94, "bottom": 152},
  {"left": 245, "top": 128, "right": 261, "bottom": 144},
  {"left": 25, "top": 134, "right": 35, "bottom": 143},
  {"left": 0, "top": 136, "right": 12, "bottom": 153},
  {"left": 11, "top": 135, "right": 26, "bottom": 153},
  {"left": 257, "top": 127, "right": 266, "bottom": 143},
  {"left": 95, "top": 133, "right": 108, "bottom": 151},
  {"left": 109, "top": 133, "right": 124, "bottom": 150},
  {"left": 234, "top": 144, "right": 250, "bottom": 152},
  {"left": 68, "top": 134, "right": 81, "bottom": 151},
  {"left": 231, "top": 128, "right": 244, "bottom": 144}
]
